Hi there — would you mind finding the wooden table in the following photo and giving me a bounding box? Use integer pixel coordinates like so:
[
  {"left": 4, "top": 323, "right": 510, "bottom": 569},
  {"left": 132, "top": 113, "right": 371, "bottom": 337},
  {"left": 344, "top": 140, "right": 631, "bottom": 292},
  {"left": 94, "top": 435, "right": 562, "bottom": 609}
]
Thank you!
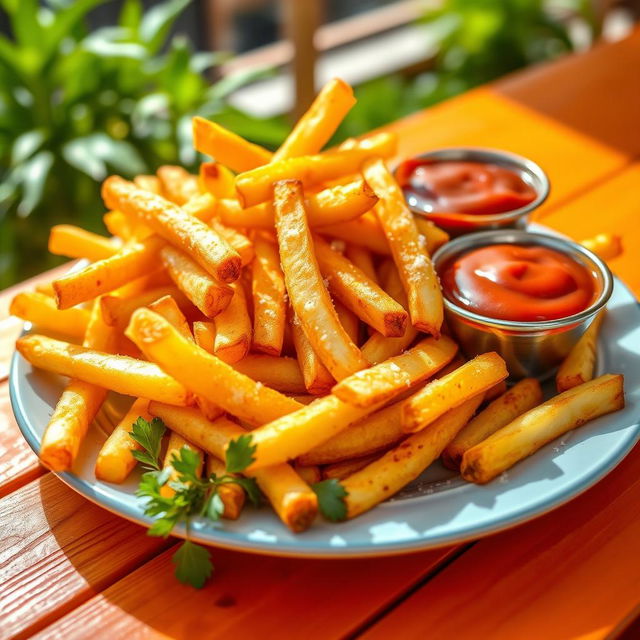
[{"left": 2, "top": 31, "right": 640, "bottom": 640}]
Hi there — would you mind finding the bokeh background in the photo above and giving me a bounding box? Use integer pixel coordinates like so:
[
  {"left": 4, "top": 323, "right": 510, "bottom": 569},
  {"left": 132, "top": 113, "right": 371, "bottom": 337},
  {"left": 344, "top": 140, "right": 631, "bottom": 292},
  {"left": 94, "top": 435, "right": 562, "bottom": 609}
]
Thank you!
[{"left": 0, "top": 0, "right": 636, "bottom": 287}]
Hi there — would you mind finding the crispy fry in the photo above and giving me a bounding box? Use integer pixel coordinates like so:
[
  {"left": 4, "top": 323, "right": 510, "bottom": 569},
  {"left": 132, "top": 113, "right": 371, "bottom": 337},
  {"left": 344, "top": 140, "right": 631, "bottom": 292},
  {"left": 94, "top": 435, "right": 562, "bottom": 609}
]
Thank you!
[
  {"left": 335, "top": 300, "right": 360, "bottom": 345},
  {"left": 580, "top": 233, "right": 623, "bottom": 261},
  {"left": 314, "top": 235, "right": 408, "bottom": 337},
  {"left": 233, "top": 354, "right": 307, "bottom": 394},
  {"left": 443, "top": 378, "right": 543, "bottom": 470},
  {"left": 199, "top": 161, "right": 236, "bottom": 198},
  {"left": 160, "top": 431, "right": 204, "bottom": 498},
  {"left": 10, "top": 292, "right": 90, "bottom": 339},
  {"left": 48, "top": 225, "right": 119, "bottom": 261},
  {"left": 157, "top": 165, "right": 200, "bottom": 205},
  {"left": 556, "top": 311, "right": 605, "bottom": 392},
  {"left": 317, "top": 213, "right": 390, "bottom": 255},
  {"left": 293, "top": 463, "right": 322, "bottom": 485},
  {"left": 16, "top": 334, "right": 191, "bottom": 406},
  {"left": 344, "top": 245, "right": 377, "bottom": 283},
  {"left": 206, "top": 456, "right": 245, "bottom": 519},
  {"left": 148, "top": 295, "right": 194, "bottom": 341},
  {"left": 322, "top": 452, "right": 384, "bottom": 480},
  {"left": 402, "top": 352, "right": 509, "bottom": 433},
  {"left": 148, "top": 404, "right": 317, "bottom": 532},
  {"left": 192, "top": 320, "right": 216, "bottom": 353},
  {"left": 103, "top": 176, "right": 241, "bottom": 283},
  {"left": 103, "top": 210, "right": 134, "bottom": 240},
  {"left": 414, "top": 217, "right": 450, "bottom": 255},
  {"left": 218, "top": 179, "right": 377, "bottom": 229},
  {"left": 274, "top": 180, "right": 368, "bottom": 380},
  {"left": 485, "top": 379, "right": 508, "bottom": 402},
  {"left": 213, "top": 282, "right": 251, "bottom": 364},
  {"left": 161, "top": 245, "right": 233, "bottom": 317},
  {"left": 209, "top": 219, "right": 254, "bottom": 266},
  {"left": 95, "top": 398, "right": 151, "bottom": 483},
  {"left": 251, "top": 232, "right": 286, "bottom": 355},
  {"left": 462, "top": 374, "right": 625, "bottom": 484},
  {"left": 333, "top": 336, "right": 458, "bottom": 408},
  {"left": 344, "top": 395, "right": 483, "bottom": 518},
  {"left": 272, "top": 78, "right": 355, "bottom": 161},
  {"left": 133, "top": 174, "right": 164, "bottom": 195},
  {"left": 181, "top": 192, "right": 217, "bottom": 223},
  {"left": 126, "top": 308, "right": 301, "bottom": 425},
  {"left": 364, "top": 158, "right": 443, "bottom": 335}
]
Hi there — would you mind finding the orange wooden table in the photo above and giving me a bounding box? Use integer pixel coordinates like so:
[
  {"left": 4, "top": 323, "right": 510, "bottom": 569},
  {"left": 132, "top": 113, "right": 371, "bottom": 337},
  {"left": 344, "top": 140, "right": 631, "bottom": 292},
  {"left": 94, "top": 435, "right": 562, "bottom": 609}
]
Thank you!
[{"left": 2, "top": 31, "right": 640, "bottom": 640}]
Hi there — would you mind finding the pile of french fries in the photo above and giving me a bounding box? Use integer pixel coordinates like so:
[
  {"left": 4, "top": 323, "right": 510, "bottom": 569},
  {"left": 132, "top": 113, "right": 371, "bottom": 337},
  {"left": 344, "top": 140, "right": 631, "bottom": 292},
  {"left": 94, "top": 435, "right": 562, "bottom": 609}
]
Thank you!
[{"left": 11, "top": 77, "right": 625, "bottom": 533}]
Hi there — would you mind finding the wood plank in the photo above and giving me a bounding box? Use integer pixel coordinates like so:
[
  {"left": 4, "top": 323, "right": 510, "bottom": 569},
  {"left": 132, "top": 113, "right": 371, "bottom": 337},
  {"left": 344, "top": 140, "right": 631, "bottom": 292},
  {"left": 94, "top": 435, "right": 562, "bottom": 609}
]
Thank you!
[
  {"left": 359, "top": 441, "right": 640, "bottom": 640},
  {"left": 31, "top": 545, "right": 460, "bottom": 640},
  {"left": 0, "top": 473, "right": 170, "bottom": 639}
]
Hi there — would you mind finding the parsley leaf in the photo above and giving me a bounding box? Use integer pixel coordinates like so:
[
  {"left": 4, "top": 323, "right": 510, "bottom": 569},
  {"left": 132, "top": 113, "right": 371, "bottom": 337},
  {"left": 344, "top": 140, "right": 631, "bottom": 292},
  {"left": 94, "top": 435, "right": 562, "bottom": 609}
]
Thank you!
[
  {"left": 225, "top": 434, "right": 256, "bottom": 472},
  {"left": 312, "top": 478, "right": 348, "bottom": 522},
  {"left": 170, "top": 447, "right": 203, "bottom": 485},
  {"left": 172, "top": 540, "right": 213, "bottom": 589},
  {"left": 229, "top": 476, "right": 262, "bottom": 507},
  {"left": 129, "top": 416, "right": 166, "bottom": 470}
]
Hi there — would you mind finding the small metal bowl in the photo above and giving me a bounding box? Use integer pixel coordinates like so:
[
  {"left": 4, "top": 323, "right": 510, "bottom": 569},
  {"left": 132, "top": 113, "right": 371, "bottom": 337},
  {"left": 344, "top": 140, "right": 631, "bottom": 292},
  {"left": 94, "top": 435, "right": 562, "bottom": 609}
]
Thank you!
[
  {"left": 432, "top": 230, "right": 613, "bottom": 380},
  {"left": 396, "top": 147, "right": 550, "bottom": 237}
]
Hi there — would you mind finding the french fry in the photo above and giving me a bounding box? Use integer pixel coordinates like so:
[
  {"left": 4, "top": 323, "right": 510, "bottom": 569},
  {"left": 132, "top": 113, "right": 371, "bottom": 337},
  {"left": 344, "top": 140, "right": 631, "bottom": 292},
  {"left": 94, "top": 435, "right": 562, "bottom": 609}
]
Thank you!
[
  {"left": 556, "top": 311, "right": 605, "bottom": 392},
  {"left": 272, "top": 78, "right": 355, "bottom": 161},
  {"left": 217, "top": 179, "right": 377, "bottom": 229},
  {"left": 126, "top": 308, "right": 302, "bottom": 425},
  {"left": 10, "top": 292, "right": 91, "bottom": 339},
  {"left": 181, "top": 192, "right": 217, "bottom": 223},
  {"left": 102, "top": 176, "right": 240, "bottom": 283},
  {"left": 402, "top": 352, "right": 509, "bottom": 433},
  {"left": 209, "top": 219, "right": 254, "bottom": 266},
  {"left": 314, "top": 235, "right": 408, "bottom": 337},
  {"left": 148, "top": 295, "right": 194, "bottom": 341},
  {"left": 251, "top": 232, "right": 286, "bottom": 356},
  {"left": 293, "top": 463, "right": 322, "bottom": 485},
  {"left": 103, "top": 210, "right": 134, "bottom": 240},
  {"left": 580, "top": 233, "right": 623, "bottom": 261},
  {"left": 160, "top": 431, "right": 204, "bottom": 498},
  {"left": 213, "top": 282, "right": 251, "bottom": 364},
  {"left": 322, "top": 452, "right": 384, "bottom": 480},
  {"left": 317, "top": 213, "right": 390, "bottom": 255},
  {"left": 16, "top": 334, "right": 192, "bottom": 406},
  {"left": 344, "top": 395, "right": 484, "bottom": 518},
  {"left": 95, "top": 398, "right": 151, "bottom": 483},
  {"left": 345, "top": 245, "right": 378, "bottom": 283},
  {"left": 35, "top": 282, "right": 56, "bottom": 296},
  {"left": 148, "top": 403, "right": 317, "bottom": 532},
  {"left": 52, "top": 235, "right": 165, "bottom": 309},
  {"left": 233, "top": 354, "right": 307, "bottom": 394},
  {"left": 335, "top": 300, "right": 360, "bottom": 345},
  {"left": 157, "top": 165, "right": 200, "bottom": 205},
  {"left": 206, "top": 456, "right": 245, "bottom": 520},
  {"left": 333, "top": 335, "right": 458, "bottom": 408},
  {"left": 462, "top": 374, "right": 625, "bottom": 484},
  {"left": 364, "top": 158, "right": 443, "bottom": 335},
  {"left": 161, "top": 245, "right": 233, "bottom": 317},
  {"left": 192, "top": 320, "right": 216, "bottom": 353},
  {"left": 199, "top": 161, "right": 236, "bottom": 198},
  {"left": 236, "top": 133, "right": 397, "bottom": 207},
  {"left": 442, "top": 378, "right": 543, "bottom": 470},
  {"left": 414, "top": 217, "right": 450, "bottom": 255},
  {"left": 134, "top": 174, "right": 164, "bottom": 195},
  {"left": 485, "top": 379, "right": 508, "bottom": 402},
  {"left": 193, "top": 116, "right": 273, "bottom": 172},
  {"left": 48, "top": 225, "right": 119, "bottom": 261},
  {"left": 274, "top": 180, "right": 368, "bottom": 380}
]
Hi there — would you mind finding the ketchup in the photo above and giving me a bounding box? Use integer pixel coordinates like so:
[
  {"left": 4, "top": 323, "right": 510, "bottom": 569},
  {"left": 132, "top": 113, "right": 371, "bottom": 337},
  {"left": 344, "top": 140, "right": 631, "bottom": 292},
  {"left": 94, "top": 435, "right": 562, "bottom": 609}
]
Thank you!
[
  {"left": 396, "top": 160, "right": 537, "bottom": 218},
  {"left": 440, "top": 244, "right": 596, "bottom": 322}
]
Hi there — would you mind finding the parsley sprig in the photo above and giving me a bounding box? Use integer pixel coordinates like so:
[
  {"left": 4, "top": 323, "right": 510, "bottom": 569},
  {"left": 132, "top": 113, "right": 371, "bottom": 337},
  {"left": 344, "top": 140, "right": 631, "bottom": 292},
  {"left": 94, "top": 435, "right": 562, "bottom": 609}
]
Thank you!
[
  {"left": 312, "top": 478, "right": 348, "bottom": 522},
  {"left": 130, "top": 418, "right": 261, "bottom": 588}
]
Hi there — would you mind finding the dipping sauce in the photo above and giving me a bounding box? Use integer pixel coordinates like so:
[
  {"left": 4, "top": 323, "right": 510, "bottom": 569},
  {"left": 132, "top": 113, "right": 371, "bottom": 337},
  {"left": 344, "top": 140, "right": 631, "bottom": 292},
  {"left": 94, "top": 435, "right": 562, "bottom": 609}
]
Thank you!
[
  {"left": 397, "top": 159, "right": 537, "bottom": 217},
  {"left": 440, "top": 244, "right": 596, "bottom": 322}
]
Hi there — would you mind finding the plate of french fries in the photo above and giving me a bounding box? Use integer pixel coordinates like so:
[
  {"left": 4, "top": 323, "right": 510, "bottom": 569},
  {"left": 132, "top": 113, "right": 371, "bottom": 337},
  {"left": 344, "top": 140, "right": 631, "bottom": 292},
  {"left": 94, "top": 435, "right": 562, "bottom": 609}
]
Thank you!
[{"left": 8, "top": 79, "right": 640, "bottom": 583}]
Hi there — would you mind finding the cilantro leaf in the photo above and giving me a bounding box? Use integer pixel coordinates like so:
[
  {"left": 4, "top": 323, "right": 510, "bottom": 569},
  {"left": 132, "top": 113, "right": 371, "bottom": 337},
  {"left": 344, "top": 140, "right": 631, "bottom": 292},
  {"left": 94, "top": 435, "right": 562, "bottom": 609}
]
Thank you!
[
  {"left": 129, "top": 416, "right": 166, "bottom": 470},
  {"left": 230, "top": 476, "right": 262, "bottom": 507},
  {"left": 225, "top": 434, "right": 256, "bottom": 472},
  {"left": 312, "top": 478, "right": 348, "bottom": 522},
  {"left": 172, "top": 540, "right": 213, "bottom": 589}
]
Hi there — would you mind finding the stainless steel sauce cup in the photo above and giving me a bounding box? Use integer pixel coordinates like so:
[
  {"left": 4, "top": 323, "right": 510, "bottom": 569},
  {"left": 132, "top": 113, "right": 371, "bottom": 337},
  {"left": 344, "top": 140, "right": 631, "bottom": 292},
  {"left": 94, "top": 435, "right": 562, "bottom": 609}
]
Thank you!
[
  {"left": 396, "top": 147, "right": 550, "bottom": 237},
  {"left": 432, "top": 230, "right": 613, "bottom": 380}
]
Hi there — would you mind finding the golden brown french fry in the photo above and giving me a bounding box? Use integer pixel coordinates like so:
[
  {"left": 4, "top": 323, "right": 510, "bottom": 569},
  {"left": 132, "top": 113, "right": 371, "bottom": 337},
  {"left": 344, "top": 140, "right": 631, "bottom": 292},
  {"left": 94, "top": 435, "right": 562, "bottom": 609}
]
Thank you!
[
  {"left": 314, "top": 235, "right": 408, "bottom": 337},
  {"left": 209, "top": 218, "right": 254, "bottom": 266},
  {"left": 157, "top": 165, "right": 200, "bottom": 205},
  {"left": 10, "top": 292, "right": 90, "bottom": 339},
  {"left": 462, "top": 374, "right": 625, "bottom": 484},
  {"left": 364, "top": 158, "right": 443, "bottom": 335},
  {"left": 335, "top": 300, "right": 360, "bottom": 346},
  {"left": 344, "top": 245, "right": 377, "bottom": 283},
  {"left": 344, "top": 395, "right": 484, "bottom": 518},
  {"left": 126, "top": 308, "right": 301, "bottom": 425},
  {"left": 272, "top": 78, "right": 355, "bottom": 161},
  {"left": 134, "top": 174, "right": 164, "bottom": 195},
  {"left": 317, "top": 213, "right": 390, "bottom": 255},
  {"left": 402, "top": 352, "right": 509, "bottom": 433},
  {"left": 232, "top": 354, "right": 307, "bottom": 394},
  {"left": 95, "top": 398, "right": 152, "bottom": 483},
  {"left": 556, "top": 311, "right": 605, "bottom": 392},
  {"left": 333, "top": 335, "right": 458, "bottom": 408},
  {"left": 213, "top": 282, "right": 251, "bottom": 364},
  {"left": 48, "top": 225, "right": 119, "bottom": 261},
  {"left": 148, "top": 295, "right": 194, "bottom": 341},
  {"left": 148, "top": 403, "right": 317, "bottom": 532},
  {"left": 484, "top": 379, "right": 508, "bottom": 402},
  {"left": 217, "top": 179, "right": 378, "bottom": 229},
  {"left": 580, "top": 233, "right": 623, "bottom": 261},
  {"left": 293, "top": 463, "right": 322, "bottom": 485},
  {"left": 414, "top": 217, "right": 450, "bottom": 255},
  {"left": 193, "top": 116, "right": 273, "bottom": 172},
  {"left": 206, "top": 456, "right": 245, "bottom": 520},
  {"left": 199, "top": 161, "right": 236, "bottom": 198},
  {"left": 52, "top": 235, "right": 165, "bottom": 309},
  {"left": 192, "top": 320, "right": 215, "bottom": 353},
  {"left": 181, "top": 192, "right": 217, "bottom": 223},
  {"left": 251, "top": 232, "right": 286, "bottom": 356},
  {"left": 34, "top": 282, "right": 55, "bottom": 296},
  {"left": 161, "top": 245, "right": 233, "bottom": 317},
  {"left": 322, "top": 452, "right": 383, "bottom": 480},
  {"left": 103, "top": 177, "right": 240, "bottom": 284},
  {"left": 274, "top": 180, "right": 368, "bottom": 380},
  {"left": 443, "top": 378, "right": 543, "bottom": 470},
  {"left": 103, "top": 210, "right": 134, "bottom": 240},
  {"left": 160, "top": 431, "right": 204, "bottom": 498},
  {"left": 16, "top": 334, "right": 192, "bottom": 406},
  {"left": 236, "top": 133, "right": 397, "bottom": 207}
]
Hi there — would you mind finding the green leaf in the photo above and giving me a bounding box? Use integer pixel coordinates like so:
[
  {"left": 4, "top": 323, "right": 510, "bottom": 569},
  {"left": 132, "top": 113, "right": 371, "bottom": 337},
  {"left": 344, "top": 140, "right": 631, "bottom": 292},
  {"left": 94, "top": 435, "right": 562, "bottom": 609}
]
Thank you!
[
  {"left": 312, "top": 479, "right": 348, "bottom": 522},
  {"left": 172, "top": 539, "right": 213, "bottom": 589},
  {"left": 225, "top": 435, "right": 256, "bottom": 473},
  {"left": 129, "top": 416, "right": 166, "bottom": 471},
  {"left": 170, "top": 446, "right": 202, "bottom": 485},
  {"left": 11, "top": 129, "right": 46, "bottom": 166},
  {"left": 119, "top": 0, "right": 143, "bottom": 31},
  {"left": 9, "top": 0, "right": 42, "bottom": 50},
  {"left": 190, "top": 51, "right": 231, "bottom": 74},
  {"left": 139, "top": 0, "right": 191, "bottom": 55},
  {"left": 229, "top": 476, "right": 262, "bottom": 507},
  {"left": 17, "top": 150, "right": 53, "bottom": 217},
  {"left": 148, "top": 515, "right": 179, "bottom": 537},
  {"left": 204, "top": 491, "right": 225, "bottom": 521}
]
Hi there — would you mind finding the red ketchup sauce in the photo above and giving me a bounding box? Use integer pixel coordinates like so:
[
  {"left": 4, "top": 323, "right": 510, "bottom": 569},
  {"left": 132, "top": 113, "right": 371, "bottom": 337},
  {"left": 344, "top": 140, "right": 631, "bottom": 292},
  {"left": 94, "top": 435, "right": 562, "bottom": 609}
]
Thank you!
[{"left": 440, "top": 244, "right": 596, "bottom": 322}]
